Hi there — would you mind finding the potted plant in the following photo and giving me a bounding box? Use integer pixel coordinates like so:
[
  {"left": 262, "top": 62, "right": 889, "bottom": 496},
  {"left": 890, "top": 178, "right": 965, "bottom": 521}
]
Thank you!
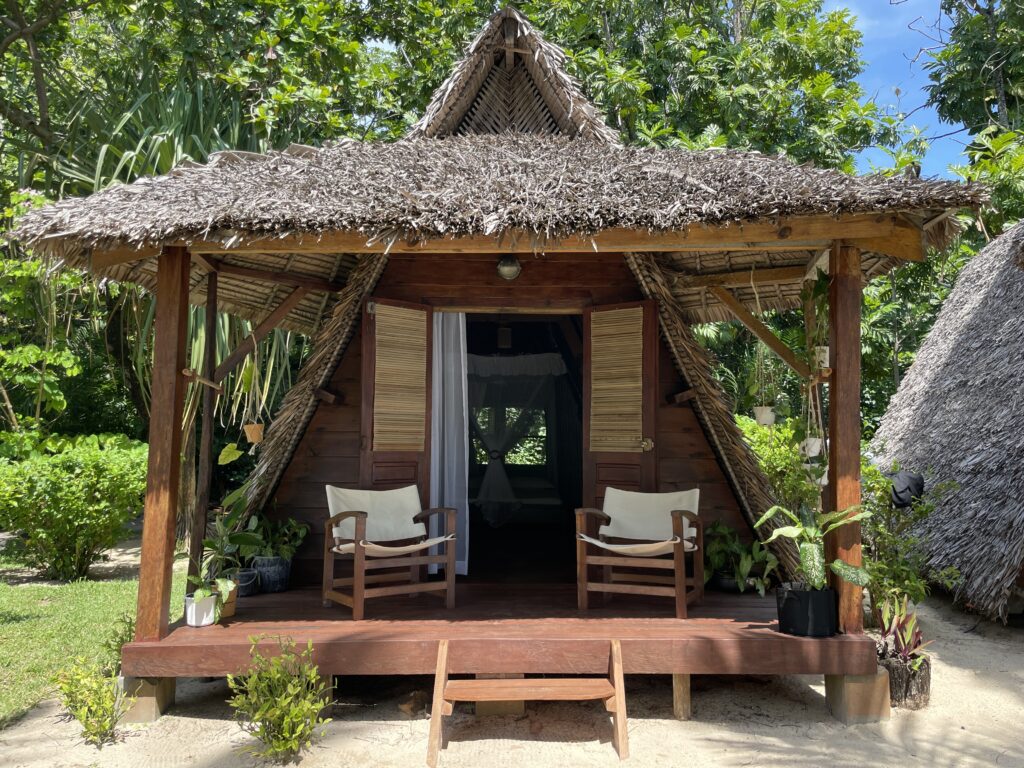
[
  {"left": 813, "top": 345, "right": 829, "bottom": 369},
  {"left": 186, "top": 573, "right": 235, "bottom": 627},
  {"left": 249, "top": 517, "right": 308, "bottom": 593},
  {"left": 202, "top": 487, "right": 263, "bottom": 609},
  {"left": 876, "top": 596, "right": 932, "bottom": 709},
  {"left": 755, "top": 505, "right": 871, "bottom": 637},
  {"left": 752, "top": 344, "right": 778, "bottom": 426},
  {"left": 703, "top": 522, "right": 779, "bottom": 596}
]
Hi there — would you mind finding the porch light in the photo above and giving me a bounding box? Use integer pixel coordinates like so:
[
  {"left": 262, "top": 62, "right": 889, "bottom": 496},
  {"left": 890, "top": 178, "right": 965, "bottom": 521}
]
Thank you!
[{"left": 496, "top": 255, "right": 522, "bottom": 280}]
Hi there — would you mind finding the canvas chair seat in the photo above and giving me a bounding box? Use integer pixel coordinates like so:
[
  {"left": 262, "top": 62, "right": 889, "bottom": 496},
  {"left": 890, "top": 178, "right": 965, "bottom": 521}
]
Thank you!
[
  {"left": 576, "top": 533, "right": 694, "bottom": 557},
  {"left": 333, "top": 534, "right": 455, "bottom": 558}
]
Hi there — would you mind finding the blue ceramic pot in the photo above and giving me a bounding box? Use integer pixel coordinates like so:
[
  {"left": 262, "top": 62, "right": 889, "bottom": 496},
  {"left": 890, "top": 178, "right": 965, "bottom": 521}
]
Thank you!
[{"left": 252, "top": 556, "right": 291, "bottom": 593}]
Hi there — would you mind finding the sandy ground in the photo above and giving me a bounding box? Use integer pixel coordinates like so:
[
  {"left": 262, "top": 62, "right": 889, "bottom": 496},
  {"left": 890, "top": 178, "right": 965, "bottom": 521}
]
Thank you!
[{"left": 0, "top": 594, "right": 1021, "bottom": 768}]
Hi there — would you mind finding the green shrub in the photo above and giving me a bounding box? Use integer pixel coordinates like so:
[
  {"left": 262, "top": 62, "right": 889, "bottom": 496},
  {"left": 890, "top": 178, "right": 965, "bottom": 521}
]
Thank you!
[
  {"left": 861, "top": 459, "right": 960, "bottom": 609},
  {"left": 54, "top": 659, "right": 132, "bottom": 746},
  {"left": 100, "top": 611, "right": 135, "bottom": 677},
  {"left": 735, "top": 415, "right": 819, "bottom": 512},
  {"left": 0, "top": 439, "right": 147, "bottom": 580},
  {"left": 228, "top": 637, "right": 331, "bottom": 762}
]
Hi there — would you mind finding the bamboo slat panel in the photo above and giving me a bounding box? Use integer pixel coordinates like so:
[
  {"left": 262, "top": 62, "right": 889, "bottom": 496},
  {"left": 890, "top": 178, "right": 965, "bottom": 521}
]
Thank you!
[
  {"left": 590, "top": 306, "right": 644, "bottom": 453},
  {"left": 373, "top": 303, "right": 428, "bottom": 451}
]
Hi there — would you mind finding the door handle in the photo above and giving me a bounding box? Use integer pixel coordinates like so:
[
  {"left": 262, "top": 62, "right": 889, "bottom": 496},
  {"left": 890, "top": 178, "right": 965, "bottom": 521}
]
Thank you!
[{"left": 640, "top": 437, "right": 655, "bottom": 452}]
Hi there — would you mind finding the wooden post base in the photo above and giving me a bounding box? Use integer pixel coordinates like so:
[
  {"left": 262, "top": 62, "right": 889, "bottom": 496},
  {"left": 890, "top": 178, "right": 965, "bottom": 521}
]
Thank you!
[
  {"left": 120, "top": 676, "right": 175, "bottom": 723},
  {"left": 825, "top": 668, "right": 891, "bottom": 725},
  {"left": 672, "top": 674, "right": 691, "bottom": 720},
  {"left": 474, "top": 673, "right": 526, "bottom": 716}
]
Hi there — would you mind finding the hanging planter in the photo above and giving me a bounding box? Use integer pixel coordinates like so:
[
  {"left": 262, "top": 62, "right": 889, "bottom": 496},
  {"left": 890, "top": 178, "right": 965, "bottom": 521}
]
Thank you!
[
  {"left": 243, "top": 423, "right": 264, "bottom": 444},
  {"left": 753, "top": 406, "right": 776, "bottom": 426},
  {"left": 814, "top": 345, "right": 830, "bottom": 369},
  {"left": 800, "top": 437, "right": 823, "bottom": 458}
]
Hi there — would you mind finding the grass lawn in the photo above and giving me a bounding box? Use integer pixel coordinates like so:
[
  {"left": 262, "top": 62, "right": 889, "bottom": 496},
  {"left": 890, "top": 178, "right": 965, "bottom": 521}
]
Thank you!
[{"left": 0, "top": 555, "right": 185, "bottom": 729}]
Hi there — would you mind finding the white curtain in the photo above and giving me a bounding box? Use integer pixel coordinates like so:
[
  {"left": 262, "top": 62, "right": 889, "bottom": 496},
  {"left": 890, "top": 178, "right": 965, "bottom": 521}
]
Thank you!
[{"left": 429, "top": 312, "right": 470, "bottom": 575}]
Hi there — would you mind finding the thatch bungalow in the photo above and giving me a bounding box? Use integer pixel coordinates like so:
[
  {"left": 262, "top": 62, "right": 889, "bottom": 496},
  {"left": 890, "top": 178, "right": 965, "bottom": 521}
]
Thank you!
[
  {"left": 14, "top": 6, "right": 981, "bottom": 730},
  {"left": 872, "top": 223, "right": 1024, "bottom": 622}
]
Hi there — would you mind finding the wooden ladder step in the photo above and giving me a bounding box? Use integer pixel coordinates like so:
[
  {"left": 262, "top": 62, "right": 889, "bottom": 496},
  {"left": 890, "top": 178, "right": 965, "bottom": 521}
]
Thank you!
[
  {"left": 444, "top": 677, "right": 615, "bottom": 703},
  {"left": 426, "top": 639, "right": 628, "bottom": 767}
]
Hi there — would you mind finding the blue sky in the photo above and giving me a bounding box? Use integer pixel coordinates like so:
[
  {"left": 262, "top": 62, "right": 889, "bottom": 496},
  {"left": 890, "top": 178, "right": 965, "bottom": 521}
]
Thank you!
[{"left": 825, "top": 0, "right": 968, "bottom": 178}]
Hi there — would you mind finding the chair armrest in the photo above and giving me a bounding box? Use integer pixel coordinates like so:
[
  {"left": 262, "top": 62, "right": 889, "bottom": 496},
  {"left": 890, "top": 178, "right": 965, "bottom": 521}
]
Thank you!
[
  {"left": 324, "top": 510, "right": 368, "bottom": 542},
  {"left": 575, "top": 507, "right": 610, "bottom": 536},
  {"left": 671, "top": 509, "right": 702, "bottom": 543},
  {"left": 413, "top": 507, "right": 457, "bottom": 537},
  {"left": 413, "top": 507, "right": 455, "bottom": 523}
]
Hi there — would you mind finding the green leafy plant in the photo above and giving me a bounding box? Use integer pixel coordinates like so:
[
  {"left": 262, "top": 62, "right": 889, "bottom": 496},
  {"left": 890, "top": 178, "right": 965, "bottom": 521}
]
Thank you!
[
  {"left": 202, "top": 490, "right": 263, "bottom": 579},
  {"left": 227, "top": 637, "right": 332, "bottom": 761},
  {"left": 861, "top": 459, "right": 960, "bottom": 609},
  {"left": 702, "top": 522, "right": 779, "bottom": 596},
  {"left": 54, "top": 659, "right": 133, "bottom": 746},
  {"left": 877, "top": 596, "right": 932, "bottom": 671},
  {"left": 755, "top": 505, "right": 871, "bottom": 591},
  {"left": 736, "top": 416, "right": 820, "bottom": 511},
  {"left": 0, "top": 440, "right": 147, "bottom": 579},
  {"left": 248, "top": 517, "right": 309, "bottom": 561},
  {"left": 100, "top": 612, "right": 135, "bottom": 678}
]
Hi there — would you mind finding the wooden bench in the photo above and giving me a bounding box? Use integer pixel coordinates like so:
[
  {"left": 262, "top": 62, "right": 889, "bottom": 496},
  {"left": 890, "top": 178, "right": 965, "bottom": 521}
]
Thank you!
[{"left": 427, "top": 639, "right": 628, "bottom": 767}]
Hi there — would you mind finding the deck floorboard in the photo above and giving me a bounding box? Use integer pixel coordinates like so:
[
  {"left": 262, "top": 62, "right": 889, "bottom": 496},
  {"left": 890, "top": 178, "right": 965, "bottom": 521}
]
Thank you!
[{"left": 122, "top": 585, "right": 876, "bottom": 677}]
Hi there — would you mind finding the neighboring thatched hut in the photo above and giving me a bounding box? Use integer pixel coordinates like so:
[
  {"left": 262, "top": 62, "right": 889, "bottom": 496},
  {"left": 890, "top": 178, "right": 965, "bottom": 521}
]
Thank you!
[{"left": 872, "top": 223, "right": 1024, "bottom": 621}]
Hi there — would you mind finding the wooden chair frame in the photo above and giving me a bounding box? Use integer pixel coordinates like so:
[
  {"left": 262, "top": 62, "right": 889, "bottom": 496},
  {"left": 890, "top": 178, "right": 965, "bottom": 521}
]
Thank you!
[
  {"left": 576, "top": 507, "right": 704, "bottom": 618},
  {"left": 322, "top": 506, "right": 457, "bottom": 620}
]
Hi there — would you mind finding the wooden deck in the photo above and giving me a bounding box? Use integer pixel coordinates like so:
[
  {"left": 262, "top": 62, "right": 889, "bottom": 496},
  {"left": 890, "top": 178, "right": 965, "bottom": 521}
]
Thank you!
[{"left": 122, "top": 585, "right": 876, "bottom": 678}]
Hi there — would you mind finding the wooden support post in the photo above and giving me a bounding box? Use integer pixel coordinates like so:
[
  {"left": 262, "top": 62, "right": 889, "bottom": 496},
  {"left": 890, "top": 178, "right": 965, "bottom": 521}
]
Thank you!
[
  {"left": 135, "top": 246, "right": 190, "bottom": 643},
  {"left": 188, "top": 271, "right": 218, "bottom": 584},
  {"left": 826, "top": 242, "right": 864, "bottom": 634},
  {"left": 825, "top": 668, "right": 891, "bottom": 724},
  {"left": 672, "top": 674, "right": 692, "bottom": 720},
  {"left": 121, "top": 676, "right": 176, "bottom": 723}
]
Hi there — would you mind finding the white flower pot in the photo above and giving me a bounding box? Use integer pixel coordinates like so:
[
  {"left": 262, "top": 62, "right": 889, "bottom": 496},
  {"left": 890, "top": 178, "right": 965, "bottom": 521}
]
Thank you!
[
  {"left": 185, "top": 594, "right": 218, "bottom": 627},
  {"left": 800, "top": 437, "right": 823, "bottom": 458},
  {"left": 753, "top": 406, "right": 776, "bottom": 426},
  {"left": 814, "top": 346, "right": 830, "bottom": 369}
]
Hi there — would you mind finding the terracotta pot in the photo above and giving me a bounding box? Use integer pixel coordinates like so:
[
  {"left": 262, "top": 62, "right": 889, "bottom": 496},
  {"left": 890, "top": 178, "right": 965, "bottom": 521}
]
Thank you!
[
  {"left": 214, "top": 581, "right": 238, "bottom": 619},
  {"left": 243, "top": 423, "right": 264, "bottom": 444}
]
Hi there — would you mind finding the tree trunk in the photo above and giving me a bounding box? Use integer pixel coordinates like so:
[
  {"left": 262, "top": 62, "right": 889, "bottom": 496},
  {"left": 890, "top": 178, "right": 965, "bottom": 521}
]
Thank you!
[{"left": 880, "top": 656, "right": 930, "bottom": 710}]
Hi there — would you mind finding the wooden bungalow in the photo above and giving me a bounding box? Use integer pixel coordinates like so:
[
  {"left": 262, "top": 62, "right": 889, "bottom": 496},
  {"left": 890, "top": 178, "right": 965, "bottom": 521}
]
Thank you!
[{"left": 15, "top": 6, "right": 982, "bottom": 731}]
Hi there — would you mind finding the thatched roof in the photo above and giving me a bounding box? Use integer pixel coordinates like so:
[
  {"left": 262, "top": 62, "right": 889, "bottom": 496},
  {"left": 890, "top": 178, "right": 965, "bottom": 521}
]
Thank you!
[
  {"left": 408, "top": 6, "right": 619, "bottom": 144},
  {"left": 872, "top": 223, "right": 1024, "bottom": 621}
]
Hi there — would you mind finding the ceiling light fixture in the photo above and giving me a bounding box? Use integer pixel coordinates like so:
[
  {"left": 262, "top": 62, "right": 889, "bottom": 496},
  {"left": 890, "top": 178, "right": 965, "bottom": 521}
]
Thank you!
[{"left": 496, "top": 255, "right": 522, "bottom": 281}]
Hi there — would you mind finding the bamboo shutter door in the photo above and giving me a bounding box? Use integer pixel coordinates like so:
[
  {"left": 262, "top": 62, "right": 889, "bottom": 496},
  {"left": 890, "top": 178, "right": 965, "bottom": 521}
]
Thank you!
[
  {"left": 360, "top": 299, "right": 433, "bottom": 506},
  {"left": 582, "top": 300, "right": 658, "bottom": 508}
]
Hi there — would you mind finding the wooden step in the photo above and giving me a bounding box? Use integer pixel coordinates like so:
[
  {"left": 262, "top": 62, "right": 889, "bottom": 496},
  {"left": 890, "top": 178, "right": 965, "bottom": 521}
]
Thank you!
[
  {"left": 444, "top": 677, "right": 615, "bottom": 703},
  {"left": 427, "top": 639, "right": 628, "bottom": 767}
]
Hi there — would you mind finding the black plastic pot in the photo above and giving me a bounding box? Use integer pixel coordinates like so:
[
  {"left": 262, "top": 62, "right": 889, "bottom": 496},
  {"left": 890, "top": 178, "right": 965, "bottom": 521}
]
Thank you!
[
  {"left": 252, "top": 556, "right": 291, "bottom": 593},
  {"left": 775, "top": 582, "right": 837, "bottom": 637},
  {"left": 226, "top": 567, "right": 259, "bottom": 597}
]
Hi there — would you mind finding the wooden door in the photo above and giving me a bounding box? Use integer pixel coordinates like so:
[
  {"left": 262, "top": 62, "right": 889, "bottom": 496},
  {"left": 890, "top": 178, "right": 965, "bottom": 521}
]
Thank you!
[
  {"left": 582, "top": 300, "right": 658, "bottom": 508},
  {"left": 361, "top": 298, "right": 433, "bottom": 507}
]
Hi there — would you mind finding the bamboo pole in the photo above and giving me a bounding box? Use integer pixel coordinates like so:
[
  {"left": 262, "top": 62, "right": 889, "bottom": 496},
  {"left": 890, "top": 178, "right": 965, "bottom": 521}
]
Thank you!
[{"left": 188, "top": 271, "right": 218, "bottom": 583}]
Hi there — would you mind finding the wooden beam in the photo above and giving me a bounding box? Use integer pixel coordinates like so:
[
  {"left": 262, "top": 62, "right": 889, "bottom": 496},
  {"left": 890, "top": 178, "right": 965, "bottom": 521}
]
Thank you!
[
  {"left": 851, "top": 219, "right": 925, "bottom": 262},
  {"left": 668, "top": 389, "right": 696, "bottom": 405},
  {"left": 315, "top": 387, "right": 342, "bottom": 405},
  {"left": 674, "top": 266, "right": 807, "bottom": 288},
  {"left": 826, "top": 242, "right": 864, "bottom": 634},
  {"left": 188, "top": 271, "right": 218, "bottom": 585},
  {"left": 708, "top": 286, "right": 812, "bottom": 378},
  {"left": 213, "top": 286, "right": 309, "bottom": 383},
  {"left": 135, "top": 246, "right": 190, "bottom": 642},
  {"left": 205, "top": 258, "right": 343, "bottom": 293},
  {"left": 89, "top": 213, "right": 908, "bottom": 267}
]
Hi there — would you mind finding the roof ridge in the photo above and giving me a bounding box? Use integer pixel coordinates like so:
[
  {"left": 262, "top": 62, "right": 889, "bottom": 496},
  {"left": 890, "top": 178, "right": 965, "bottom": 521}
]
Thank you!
[{"left": 407, "top": 6, "right": 619, "bottom": 144}]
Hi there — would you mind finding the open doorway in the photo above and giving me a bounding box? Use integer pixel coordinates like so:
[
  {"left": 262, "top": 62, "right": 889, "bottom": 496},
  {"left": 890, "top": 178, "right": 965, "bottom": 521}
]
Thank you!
[{"left": 464, "top": 315, "right": 583, "bottom": 583}]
